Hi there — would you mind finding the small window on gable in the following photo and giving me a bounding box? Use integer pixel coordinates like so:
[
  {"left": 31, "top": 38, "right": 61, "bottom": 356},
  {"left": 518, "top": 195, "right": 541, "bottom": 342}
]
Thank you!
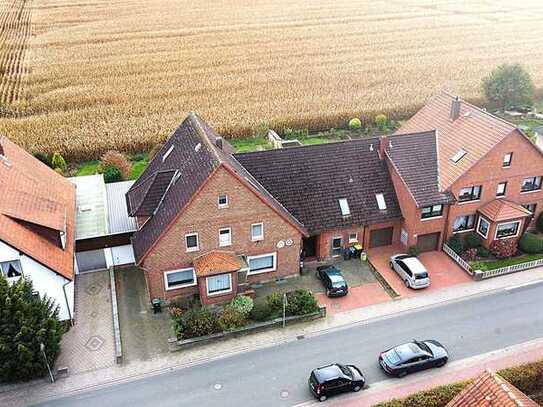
[
  {"left": 162, "top": 145, "right": 174, "bottom": 162},
  {"left": 185, "top": 233, "right": 199, "bottom": 252},
  {"left": 348, "top": 232, "right": 358, "bottom": 243},
  {"left": 451, "top": 149, "right": 467, "bottom": 163},
  {"left": 219, "top": 228, "right": 232, "bottom": 247},
  {"left": 376, "top": 193, "right": 387, "bottom": 210},
  {"left": 338, "top": 198, "right": 350, "bottom": 216},
  {"left": 251, "top": 223, "right": 264, "bottom": 241},
  {"left": 218, "top": 194, "right": 228, "bottom": 208},
  {"left": 503, "top": 153, "right": 513, "bottom": 167}
]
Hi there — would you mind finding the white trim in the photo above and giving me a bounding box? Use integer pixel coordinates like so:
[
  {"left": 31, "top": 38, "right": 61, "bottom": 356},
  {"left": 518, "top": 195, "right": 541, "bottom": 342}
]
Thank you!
[
  {"left": 218, "top": 194, "right": 229, "bottom": 209},
  {"left": 219, "top": 227, "right": 232, "bottom": 247},
  {"left": 458, "top": 200, "right": 481, "bottom": 205},
  {"left": 348, "top": 232, "right": 358, "bottom": 244},
  {"left": 251, "top": 222, "right": 264, "bottom": 241},
  {"left": 496, "top": 182, "right": 507, "bottom": 197},
  {"left": 185, "top": 232, "right": 199, "bottom": 252},
  {"left": 164, "top": 268, "right": 197, "bottom": 291},
  {"left": 477, "top": 217, "right": 490, "bottom": 239},
  {"left": 338, "top": 198, "right": 351, "bottom": 216},
  {"left": 520, "top": 189, "right": 542, "bottom": 195},
  {"left": 375, "top": 193, "right": 387, "bottom": 210},
  {"left": 206, "top": 273, "right": 233, "bottom": 296},
  {"left": 453, "top": 228, "right": 475, "bottom": 234},
  {"left": 162, "top": 145, "right": 174, "bottom": 162},
  {"left": 502, "top": 152, "right": 512, "bottom": 167},
  {"left": 494, "top": 220, "right": 522, "bottom": 240},
  {"left": 421, "top": 215, "right": 442, "bottom": 221},
  {"left": 331, "top": 236, "right": 343, "bottom": 257},
  {"left": 247, "top": 252, "right": 277, "bottom": 275}
]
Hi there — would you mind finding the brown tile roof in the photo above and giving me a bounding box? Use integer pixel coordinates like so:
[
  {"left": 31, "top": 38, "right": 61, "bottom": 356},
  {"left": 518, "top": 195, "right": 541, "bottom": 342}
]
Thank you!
[
  {"left": 193, "top": 250, "right": 242, "bottom": 277},
  {"left": 446, "top": 369, "right": 539, "bottom": 407},
  {"left": 385, "top": 130, "right": 453, "bottom": 207},
  {"left": 478, "top": 199, "right": 532, "bottom": 222},
  {"left": 0, "top": 136, "right": 76, "bottom": 280},
  {"left": 396, "top": 91, "right": 522, "bottom": 191},
  {"left": 234, "top": 138, "right": 402, "bottom": 235}
]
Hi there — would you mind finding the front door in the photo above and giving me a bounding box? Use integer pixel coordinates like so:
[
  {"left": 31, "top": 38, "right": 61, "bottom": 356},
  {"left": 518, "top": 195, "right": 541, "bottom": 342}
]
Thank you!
[
  {"left": 302, "top": 235, "right": 318, "bottom": 258},
  {"left": 331, "top": 237, "right": 343, "bottom": 257}
]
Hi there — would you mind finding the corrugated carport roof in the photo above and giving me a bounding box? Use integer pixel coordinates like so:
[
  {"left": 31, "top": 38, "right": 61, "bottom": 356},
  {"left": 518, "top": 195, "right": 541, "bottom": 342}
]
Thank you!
[{"left": 106, "top": 180, "right": 137, "bottom": 234}]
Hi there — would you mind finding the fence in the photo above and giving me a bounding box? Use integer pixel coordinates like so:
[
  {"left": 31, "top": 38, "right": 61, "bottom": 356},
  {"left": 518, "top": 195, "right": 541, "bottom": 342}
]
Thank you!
[
  {"left": 442, "top": 243, "right": 473, "bottom": 276},
  {"left": 475, "top": 258, "right": 543, "bottom": 280}
]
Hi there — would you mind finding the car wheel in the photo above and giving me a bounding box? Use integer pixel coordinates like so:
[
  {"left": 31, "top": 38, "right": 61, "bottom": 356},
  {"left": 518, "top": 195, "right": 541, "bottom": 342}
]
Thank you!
[
  {"left": 404, "top": 280, "right": 410, "bottom": 288},
  {"left": 436, "top": 358, "right": 447, "bottom": 367},
  {"left": 397, "top": 370, "right": 408, "bottom": 378},
  {"left": 319, "top": 395, "right": 327, "bottom": 402},
  {"left": 389, "top": 261, "right": 394, "bottom": 269},
  {"left": 326, "top": 288, "right": 331, "bottom": 296},
  {"left": 353, "top": 385, "right": 361, "bottom": 392}
]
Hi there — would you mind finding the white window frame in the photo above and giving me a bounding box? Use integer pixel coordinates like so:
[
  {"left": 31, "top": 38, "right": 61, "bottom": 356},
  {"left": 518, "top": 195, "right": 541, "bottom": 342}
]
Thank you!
[
  {"left": 247, "top": 252, "right": 277, "bottom": 275},
  {"left": 219, "top": 227, "right": 232, "bottom": 247},
  {"left": 162, "top": 145, "right": 174, "bottom": 162},
  {"left": 421, "top": 204, "right": 443, "bottom": 220},
  {"left": 185, "top": 232, "right": 199, "bottom": 252},
  {"left": 477, "top": 217, "right": 490, "bottom": 239},
  {"left": 503, "top": 153, "right": 512, "bottom": 168},
  {"left": 521, "top": 176, "right": 543, "bottom": 193},
  {"left": 495, "top": 220, "right": 521, "bottom": 240},
  {"left": 375, "top": 193, "right": 387, "bottom": 210},
  {"left": 164, "top": 268, "right": 197, "bottom": 291},
  {"left": 206, "top": 273, "right": 232, "bottom": 296},
  {"left": 338, "top": 198, "right": 351, "bottom": 216},
  {"left": 452, "top": 214, "right": 476, "bottom": 233},
  {"left": 331, "top": 236, "right": 343, "bottom": 257},
  {"left": 251, "top": 222, "right": 264, "bottom": 241},
  {"left": 458, "top": 185, "right": 482, "bottom": 203},
  {"left": 496, "top": 182, "right": 507, "bottom": 197},
  {"left": 218, "top": 194, "right": 228, "bottom": 209},
  {"left": 348, "top": 232, "right": 358, "bottom": 243}
]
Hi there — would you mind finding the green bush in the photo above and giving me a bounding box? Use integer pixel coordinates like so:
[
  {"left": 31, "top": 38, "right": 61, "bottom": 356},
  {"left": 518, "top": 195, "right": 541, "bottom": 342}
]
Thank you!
[
  {"left": 51, "top": 152, "right": 67, "bottom": 172},
  {"left": 476, "top": 246, "right": 490, "bottom": 258},
  {"left": 519, "top": 233, "right": 543, "bottom": 254},
  {"left": 254, "top": 121, "right": 269, "bottom": 138},
  {"left": 373, "top": 381, "right": 469, "bottom": 407},
  {"left": 283, "top": 128, "right": 308, "bottom": 140},
  {"left": 266, "top": 292, "right": 283, "bottom": 313},
  {"left": 175, "top": 308, "right": 220, "bottom": 339},
  {"left": 460, "top": 248, "right": 477, "bottom": 262},
  {"left": 102, "top": 166, "right": 122, "bottom": 183},
  {"left": 348, "top": 118, "right": 362, "bottom": 130},
  {"left": 407, "top": 246, "right": 420, "bottom": 257},
  {"left": 229, "top": 295, "right": 253, "bottom": 316},
  {"left": 285, "top": 289, "right": 319, "bottom": 316},
  {"left": 447, "top": 235, "right": 464, "bottom": 254},
  {"left": 464, "top": 232, "right": 482, "bottom": 249},
  {"left": 537, "top": 212, "right": 543, "bottom": 234},
  {"left": 250, "top": 302, "right": 272, "bottom": 322},
  {"left": 490, "top": 239, "right": 517, "bottom": 259},
  {"left": 499, "top": 360, "right": 543, "bottom": 400},
  {"left": 375, "top": 114, "right": 388, "bottom": 131},
  {"left": 33, "top": 152, "right": 51, "bottom": 167},
  {"left": 218, "top": 307, "right": 247, "bottom": 331}
]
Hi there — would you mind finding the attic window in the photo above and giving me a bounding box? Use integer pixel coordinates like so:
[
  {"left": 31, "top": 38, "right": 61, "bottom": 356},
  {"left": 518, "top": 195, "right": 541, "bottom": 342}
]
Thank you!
[
  {"left": 376, "top": 193, "right": 387, "bottom": 210},
  {"left": 451, "top": 149, "right": 467, "bottom": 163},
  {"left": 338, "top": 198, "right": 351, "bottom": 217},
  {"left": 162, "top": 145, "right": 174, "bottom": 162},
  {"left": 195, "top": 143, "right": 202, "bottom": 152}
]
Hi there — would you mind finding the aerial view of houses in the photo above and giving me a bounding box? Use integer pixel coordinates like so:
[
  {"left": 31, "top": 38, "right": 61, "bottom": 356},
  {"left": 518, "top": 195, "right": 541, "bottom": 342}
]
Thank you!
[{"left": 2, "top": 1, "right": 543, "bottom": 407}]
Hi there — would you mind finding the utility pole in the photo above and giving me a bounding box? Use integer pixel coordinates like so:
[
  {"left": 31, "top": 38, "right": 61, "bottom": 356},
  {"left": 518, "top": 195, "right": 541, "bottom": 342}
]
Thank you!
[
  {"left": 40, "top": 343, "right": 55, "bottom": 383},
  {"left": 282, "top": 293, "right": 288, "bottom": 328}
]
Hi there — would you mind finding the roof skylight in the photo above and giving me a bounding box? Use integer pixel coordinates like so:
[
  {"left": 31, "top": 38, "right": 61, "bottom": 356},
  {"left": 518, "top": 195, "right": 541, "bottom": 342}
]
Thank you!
[
  {"left": 451, "top": 148, "right": 467, "bottom": 163},
  {"left": 162, "top": 145, "right": 174, "bottom": 162},
  {"left": 338, "top": 198, "right": 351, "bottom": 216},
  {"left": 376, "top": 193, "right": 387, "bottom": 210}
]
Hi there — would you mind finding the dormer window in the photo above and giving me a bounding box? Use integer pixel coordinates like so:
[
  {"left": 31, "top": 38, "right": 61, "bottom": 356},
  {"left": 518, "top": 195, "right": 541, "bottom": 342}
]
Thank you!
[
  {"left": 451, "top": 149, "right": 467, "bottom": 163},
  {"left": 162, "top": 145, "right": 174, "bottom": 162},
  {"left": 503, "top": 153, "right": 512, "bottom": 167},
  {"left": 376, "top": 193, "right": 387, "bottom": 210},
  {"left": 338, "top": 198, "right": 350, "bottom": 217},
  {"left": 218, "top": 194, "right": 228, "bottom": 208}
]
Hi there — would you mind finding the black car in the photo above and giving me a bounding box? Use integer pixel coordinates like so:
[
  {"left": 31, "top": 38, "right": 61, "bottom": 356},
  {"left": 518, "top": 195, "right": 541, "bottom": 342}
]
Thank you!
[
  {"left": 308, "top": 363, "right": 365, "bottom": 402},
  {"left": 379, "top": 339, "right": 448, "bottom": 378},
  {"left": 316, "top": 265, "right": 348, "bottom": 297}
]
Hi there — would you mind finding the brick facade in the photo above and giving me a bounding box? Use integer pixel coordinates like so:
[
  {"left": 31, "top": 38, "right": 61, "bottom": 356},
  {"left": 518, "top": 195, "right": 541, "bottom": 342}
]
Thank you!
[{"left": 140, "top": 165, "right": 302, "bottom": 303}]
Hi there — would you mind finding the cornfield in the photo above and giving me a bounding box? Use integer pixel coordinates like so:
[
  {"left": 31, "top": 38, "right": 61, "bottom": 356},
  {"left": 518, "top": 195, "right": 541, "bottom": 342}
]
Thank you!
[{"left": 1, "top": 0, "right": 543, "bottom": 160}]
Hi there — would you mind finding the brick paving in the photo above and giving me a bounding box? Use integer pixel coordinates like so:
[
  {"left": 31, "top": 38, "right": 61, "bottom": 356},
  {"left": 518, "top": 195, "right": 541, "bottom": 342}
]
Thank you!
[
  {"left": 315, "top": 283, "right": 391, "bottom": 315},
  {"left": 54, "top": 270, "right": 115, "bottom": 375}
]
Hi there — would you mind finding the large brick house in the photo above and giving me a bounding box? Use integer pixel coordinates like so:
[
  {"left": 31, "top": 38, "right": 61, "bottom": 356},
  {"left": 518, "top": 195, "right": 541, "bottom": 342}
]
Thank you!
[{"left": 128, "top": 92, "right": 543, "bottom": 304}]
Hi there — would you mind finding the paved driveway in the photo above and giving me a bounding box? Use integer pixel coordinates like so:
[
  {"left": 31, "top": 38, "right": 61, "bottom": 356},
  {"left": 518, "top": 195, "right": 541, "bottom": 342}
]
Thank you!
[{"left": 367, "top": 245, "right": 473, "bottom": 298}]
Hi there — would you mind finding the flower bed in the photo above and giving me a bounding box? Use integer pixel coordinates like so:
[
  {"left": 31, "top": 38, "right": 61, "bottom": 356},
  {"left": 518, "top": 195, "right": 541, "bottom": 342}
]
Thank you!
[{"left": 471, "top": 253, "right": 543, "bottom": 271}]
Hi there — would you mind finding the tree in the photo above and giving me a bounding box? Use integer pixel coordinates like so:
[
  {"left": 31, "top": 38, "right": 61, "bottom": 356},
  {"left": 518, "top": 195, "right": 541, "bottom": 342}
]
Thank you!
[
  {"left": 0, "top": 276, "right": 64, "bottom": 382},
  {"left": 482, "top": 64, "right": 535, "bottom": 110}
]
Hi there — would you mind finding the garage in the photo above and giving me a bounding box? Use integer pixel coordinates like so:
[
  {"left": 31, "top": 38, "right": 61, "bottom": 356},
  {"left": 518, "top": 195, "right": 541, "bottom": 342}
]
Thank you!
[
  {"left": 76, "top": 249, "right": 107, "bottom": 272},
  {"left": 417, "top": 232, "right": 440, "bottom": 252},
  {"left": 369, "top": 227, "right": 393, "bottom": 248}
]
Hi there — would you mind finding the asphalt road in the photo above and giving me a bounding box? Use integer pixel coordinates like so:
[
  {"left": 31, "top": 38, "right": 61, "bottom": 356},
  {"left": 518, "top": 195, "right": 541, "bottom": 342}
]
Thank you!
[{"left": 36, "top": 281, "right": 543, "bottom": 407}]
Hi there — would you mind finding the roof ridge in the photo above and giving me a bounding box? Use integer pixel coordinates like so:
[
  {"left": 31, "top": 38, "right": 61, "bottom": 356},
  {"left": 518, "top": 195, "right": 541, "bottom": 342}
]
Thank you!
[{"left": 188, "top": 112, "right": 223, "bottom": 164}]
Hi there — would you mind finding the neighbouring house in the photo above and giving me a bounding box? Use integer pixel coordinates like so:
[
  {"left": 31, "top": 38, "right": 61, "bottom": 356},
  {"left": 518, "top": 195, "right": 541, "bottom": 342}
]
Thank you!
[
  {"left": 446, "top": 369, "right": 539, "bottom": 406},
  {"left": 0, "top": 136, "right": 76, "bottom": 321},
  {"left": 126, "top": 113, "right": 306, "bottom": 305}
]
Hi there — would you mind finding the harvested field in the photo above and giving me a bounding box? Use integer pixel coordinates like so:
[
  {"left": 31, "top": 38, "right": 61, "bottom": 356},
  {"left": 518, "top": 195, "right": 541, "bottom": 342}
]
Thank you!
[{"left": 1, "top": 0, "right": 543, "bottom": 160}]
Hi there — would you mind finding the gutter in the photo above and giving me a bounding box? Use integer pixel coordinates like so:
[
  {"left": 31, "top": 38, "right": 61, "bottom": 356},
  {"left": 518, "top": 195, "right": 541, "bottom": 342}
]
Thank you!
[{"left": 62, "top": 280, "right": 74, "bottom": 326}]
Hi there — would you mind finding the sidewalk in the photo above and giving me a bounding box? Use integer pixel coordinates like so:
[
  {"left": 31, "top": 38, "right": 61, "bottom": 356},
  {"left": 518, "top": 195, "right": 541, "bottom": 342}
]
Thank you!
[{"left": 3, "top": 267, "right": 543, "bottom": 407}]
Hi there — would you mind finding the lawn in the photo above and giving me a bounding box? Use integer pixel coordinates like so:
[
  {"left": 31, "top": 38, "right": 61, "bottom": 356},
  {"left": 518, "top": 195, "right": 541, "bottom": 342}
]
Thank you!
[
  {"left": 229, "top": 137, "right": 271, "bottom": 153},
  {"left": 75, "top": 154, "right": 149, "bottom": 180},
  {"left": 470, "top": 253, "right": 543, "bottom": 271}
]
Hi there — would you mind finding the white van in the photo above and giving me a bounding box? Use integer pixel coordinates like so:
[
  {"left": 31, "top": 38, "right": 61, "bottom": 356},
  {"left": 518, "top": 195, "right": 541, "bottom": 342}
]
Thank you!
[{"left": 389, "top": 254, "right": 430, "bottom": 289}]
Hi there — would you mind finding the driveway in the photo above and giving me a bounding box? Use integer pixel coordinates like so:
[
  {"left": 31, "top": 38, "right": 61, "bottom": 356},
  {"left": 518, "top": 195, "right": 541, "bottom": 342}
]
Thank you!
[
  {"left": 367, "top": 245, "right": 473, "bottom": 298},
  {"left": 115, "top": 267, "right": 173, "bottom": 363}
]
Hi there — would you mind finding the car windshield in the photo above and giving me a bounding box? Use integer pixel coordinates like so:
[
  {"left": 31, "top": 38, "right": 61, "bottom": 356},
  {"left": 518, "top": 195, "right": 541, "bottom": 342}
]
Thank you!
[
  {"left": 383, "top": 349, "right": 401, "bottom": 365},
  {"left": 415, "top": 272, "right": 429, "bottom": 279},
  {"left": 415, "top": 341, "right": 432, "bottom": 354},
  {"left": 337, "top": 364, "right": 353, "bottom": 378},
  {"left": 329, "top": 275, "right": 345, "bottom": 286}
]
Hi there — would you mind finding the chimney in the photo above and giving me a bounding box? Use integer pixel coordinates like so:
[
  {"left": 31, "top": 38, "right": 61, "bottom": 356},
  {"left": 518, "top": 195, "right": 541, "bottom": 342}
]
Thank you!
[
  {"left": 215, "top": 137, "right": 223, "bottom": 150},
  {"left": 450, "top": 96, "right": 461, "bottom": 121},
  {"left": 378, "top": 136, "right": 388, "bottom": 159}
]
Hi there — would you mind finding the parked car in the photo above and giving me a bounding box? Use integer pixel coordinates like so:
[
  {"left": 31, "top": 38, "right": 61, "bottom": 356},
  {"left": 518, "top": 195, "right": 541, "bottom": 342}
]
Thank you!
[
  {"left": 308, "top": 363, "right": 365, "bottom": 402},
  {"left": 379, "top": 339, "right": 448, "bottom": 377},
  {"left": 389, "top": 254, "right": 430, "bottom": 289},
  {"left": 316, "top": 265, "right": 348, "bottom": 296}
]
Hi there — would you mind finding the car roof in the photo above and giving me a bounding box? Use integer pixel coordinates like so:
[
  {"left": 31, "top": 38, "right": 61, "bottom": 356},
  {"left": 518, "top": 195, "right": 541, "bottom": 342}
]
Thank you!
[
  {"left": 401, "top": 257, "right": 428, "bottom": 274},
  {"left": 329, "top": 274, "right": 345, "bottom": 283},
  {"left": 393, "top": 342, "right": 425, "bottom": 361},
  {"left": 323, "top": 266, "right": 342, "bottom": 276},
  {"left": 313, "top": 364, "right": 345, "bottom": 382}
]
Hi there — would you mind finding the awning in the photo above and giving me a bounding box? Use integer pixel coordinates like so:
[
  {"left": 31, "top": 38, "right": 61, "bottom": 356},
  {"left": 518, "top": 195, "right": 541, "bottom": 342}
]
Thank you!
[
  {"left": 478, "top": 199, "right": 532, "bottom": 222},
  {"left": 193, "top": 250, "right": 244, "bottom": 277}
]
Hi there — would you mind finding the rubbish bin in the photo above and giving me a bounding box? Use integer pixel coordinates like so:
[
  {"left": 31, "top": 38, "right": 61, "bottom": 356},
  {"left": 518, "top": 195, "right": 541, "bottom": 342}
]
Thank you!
[
  {"left": 360, "top": 251, "right": 367, "bottom": 262},
  {"left": 152, "top": 298, "right": 162, "bottom": 314}
]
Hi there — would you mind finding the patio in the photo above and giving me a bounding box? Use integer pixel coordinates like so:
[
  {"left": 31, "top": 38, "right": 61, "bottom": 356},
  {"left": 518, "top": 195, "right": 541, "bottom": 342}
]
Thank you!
[{"left": 367, "top": 245, "right": 473, "bottom": 298}]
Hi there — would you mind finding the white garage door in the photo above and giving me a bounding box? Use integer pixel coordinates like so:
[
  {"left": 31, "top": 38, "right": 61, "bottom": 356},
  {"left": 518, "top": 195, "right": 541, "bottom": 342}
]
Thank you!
[{"left": 111, "top": 245, "right": 135, "bottom": 266}]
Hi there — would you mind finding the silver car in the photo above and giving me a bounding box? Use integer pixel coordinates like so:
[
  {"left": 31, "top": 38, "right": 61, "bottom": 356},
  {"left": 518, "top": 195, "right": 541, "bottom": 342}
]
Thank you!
[{"left": 389, "top": 254, "right": 430, "bottom": 289}]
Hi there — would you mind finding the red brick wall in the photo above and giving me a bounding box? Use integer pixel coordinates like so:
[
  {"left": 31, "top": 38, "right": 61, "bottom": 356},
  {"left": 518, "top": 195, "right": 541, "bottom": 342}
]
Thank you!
[
  {"left": 447, "top": 131, "right": 543, "bottom": 244},
  {"left": 141, "top": 165, "right": 302, "bottom": 302}
]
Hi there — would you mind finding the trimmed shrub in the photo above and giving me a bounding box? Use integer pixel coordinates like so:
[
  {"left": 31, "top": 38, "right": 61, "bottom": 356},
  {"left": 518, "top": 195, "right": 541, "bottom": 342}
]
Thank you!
[
  {"left": 499, "top": 360, "right": 543, "bottom": 400},
  {"left": 266, "top": 292, "right": 283, "bottom": 313},
  {"left": 537, "top": 212, "right": 543, "bottom": 234},
  {"left": 460, "top": 248, "right": 477, "bottom": 262},
  {"left": 250, "top": 302, "right": 272, "bottom": 322},
  {"left": 373, "top": 381, "right": 469, "bottom": 407},
  {"left": 100, "top": 150, "right": 131, "bottom": 180},
  {"left": 33, "top": 152, "right": 51, "bottom": 167},
  {"left": 447, "top": 235, "right": 464, "bottom": 255},
  {"left": 229, "top": 295, "right": 254, "bottom": 316},
  {"left": 175, "top": 308, "right": 220, "bottom": 339},
  {"left": 519, "top": 232, "right": 543, "bottom": 254},
  {"left": 490, "top": 239, "right": 517, "bottom": 259},
  {"left": 283, "top": 128, "right": 308, "bottom": 140},
  {"left": 464, "top": 232, "right": 482, "bottom": 249},
  {"left": 285, "top": 289, "right": 319, "bottom": 316},
  {"left": 407, "top": 246, "right": 420, "bottom": 257},
  {"left": 102, "top": 166, "right": 122, "bottom": 183},
  {"left": 218, "top": 307, "right": 247, "bottom": 331},
  {"left": 51, "top": 152, "right": 67, "bottom": 172},
  {"left": 375, "top": 114, "right": 388, "bottom": 130},
  {"left": 348, "top": 117, "right": 362, "bottom": 130},
  {"left": 476, "top": 246, "right": 490, "bottom": 258}
]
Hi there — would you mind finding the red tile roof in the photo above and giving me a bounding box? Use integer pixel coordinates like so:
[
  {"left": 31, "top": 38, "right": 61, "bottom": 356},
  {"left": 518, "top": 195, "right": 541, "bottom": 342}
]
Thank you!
[
  {"left": 396, "top": 92, "right": 521, "bottom": 191},
  {"left": 446, "top": 369, "right": 539, "bottom": 407},
  {"left": 193, "top": 250, "right": 242, "bottom": 277},
  {"left": 478, "top": 199, "right": 532, "bottom": 222},
  {"left": 0, "top": 136, "right": 76, "bottom": 280}
]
